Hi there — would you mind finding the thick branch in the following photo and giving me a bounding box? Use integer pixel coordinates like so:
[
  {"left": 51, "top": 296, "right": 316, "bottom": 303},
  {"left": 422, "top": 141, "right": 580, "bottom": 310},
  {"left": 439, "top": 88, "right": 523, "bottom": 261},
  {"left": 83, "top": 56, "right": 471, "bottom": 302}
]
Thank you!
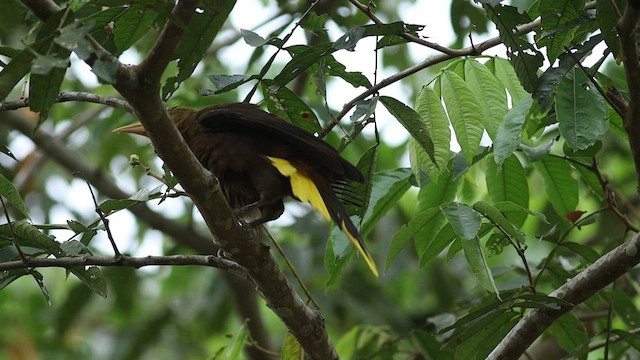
[
  {"left": 0, "top": 254, "right": 244, "bottom": 272},
  {"left": 138, "top": 0, "right": 199, "bottom": 83},
  {"left": 488, "top": 232, "right": 640, "bottom": 359},
  {"left": 617, "top": 2, "right": 640, "bottom": 193}
]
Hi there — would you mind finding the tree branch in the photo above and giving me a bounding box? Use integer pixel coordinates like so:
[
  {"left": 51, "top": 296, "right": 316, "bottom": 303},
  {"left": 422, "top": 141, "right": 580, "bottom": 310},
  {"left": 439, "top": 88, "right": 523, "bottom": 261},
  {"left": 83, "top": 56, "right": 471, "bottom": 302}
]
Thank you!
[
  {"left": 347, "top": 0, "right": 463, "bottom": 56},
  {"left": 488, "top": 232, "right": 640, "bottom": 359},
  {"left": 0, "top": 91, "right": 133, "bottom": 112},
  {"left": 138, "top": 0, "right": 199, "bottom": 83},
  {"left": 617, "top": 2, "right": 640, "bottom": 193},
  {"left": 0, "top": 254, "right": 244, "bottom": 272}
]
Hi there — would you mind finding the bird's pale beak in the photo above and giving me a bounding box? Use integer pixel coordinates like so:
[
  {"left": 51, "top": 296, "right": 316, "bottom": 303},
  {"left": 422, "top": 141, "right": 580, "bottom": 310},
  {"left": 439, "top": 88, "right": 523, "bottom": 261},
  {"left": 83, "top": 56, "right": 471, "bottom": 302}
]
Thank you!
[{"left": 113, "top": 122, "right": 148, "bottom": 136}]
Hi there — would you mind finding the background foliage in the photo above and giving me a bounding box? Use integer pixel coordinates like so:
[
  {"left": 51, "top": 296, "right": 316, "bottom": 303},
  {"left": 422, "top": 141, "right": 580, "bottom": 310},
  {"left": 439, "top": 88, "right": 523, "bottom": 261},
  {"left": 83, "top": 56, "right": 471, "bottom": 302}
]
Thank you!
[{"left": 1, "top": 0, "right": 639, "bottom": 359}]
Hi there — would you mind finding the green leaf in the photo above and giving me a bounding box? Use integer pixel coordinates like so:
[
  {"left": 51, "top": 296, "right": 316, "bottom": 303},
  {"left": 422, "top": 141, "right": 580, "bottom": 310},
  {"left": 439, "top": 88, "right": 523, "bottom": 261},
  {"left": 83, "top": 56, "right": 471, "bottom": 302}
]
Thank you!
[
  {"left": 281, "top": 332, "right": 304, "bottom": 360},
  {"left": 413, "top": 170, "right": 460, "bottom": 257},
  {"left": 225, "top": 324, "right": 248, "bottom": 360},
  {"left": 0, "top": 47, "right": 32, "bottom": 101},
  {"left": 30, "top": 52, "right": 69, "bottom": 121},
  {"left": 66, "top": 220, "right": 90, "bottom": 233},
  {"left": 534, "top": 156, "right": 579, "bottom": 217},
  {"left": 261, "top": 79, "right": 322, "bottom": 133},
  {"left": 484, "top": 4, "right": 543, "bottom": 92},
  {"left": 440, "top": 202, "right": 482, "bottom": 240},
  {"left": 361, "top": 168, "right": 413, "bottom": 237},
  {"left": 547, "top": 312, "right": 589, "bottom": 358},
  {"left": 321, "top": 54, "right": 371, "bottom": 88},
  {"left": 203, "top": 74, "right": 256, "bottom": 94},
  {"left": 325, "top": 232, "right": 348, "bottom": 287},
  {"left": 493, "top": 201, "right": 548, "bottom": 224},
  {"left": 536, "top": 0, "right": 586, "bottom": 62},
  {"left": 462, "top": 235, "right": 501, "bottom": 296},
  {"left": 0, "top": 221, "right": 107, "bottom": 297},
  {"left": 473, "top": 201, "right": 525, "bottom": 245},
  {"left": 572, "top": 162, "right": 604, "bottom": 199},
  {"left": 452, "top": 311, "right": 518, "bottom": 359},
  {"left": 555, "top": 68, "right": 609, "bottom": 150},
  {"left": 493, "top": 96, "right": 533, "bottom": 166},
  {"left": 380, "top": 96, "right": 436, "bottom": 165},
  {"left": 440, "top": 299, "right": 503, "bottom": 334},
  {"left": 350, "top": 96, "right": 378, "bottom": 123},
  {"left": 486, "top": 57, "right": 529, "bottom": 103},
  {"left": 387, "top": 207, "right": 440, "bottom": 270},
  {"left": 440, "top": 70, "right": 484, "bottom": 163},
  {"left": 162, "top": 0, "right": 236, "bottom": 98},
  {"left": 0, "top": 173, "right": 30, "bottom": 218},
  {"left": 611, "top": 330, "right": 640, "bottom": 352},
  {"left": 91, "top": 57, "right": 119, "bottom": 84},
  {"left": 99, "top": 198, "right": 140, "bottom": 215},
  {"left": 113, "top": 3, "right": 158, "bottom": 53},
  {"left": 486, "top": 155, "right": 528, "bottom": 226},
  {"left": 299, "top": 11, "right": 329, "bottom": 34},
  {"left": 519, "top": 140, "right": 553, "bottom": 162},
  {"left": 412, "top": 86, "right": 451, "bottom": 182},
  {"left": 0, "top": 268, "right": 31, "bottom": 291},
  {"left": 597, "top": 0, "right": 624, "bottom": 58},
  {"left": 463, "top": 59, "right": 508, "bottom": 139},
  {"left": 560, "top": 241, "right": 600, "bottom": 264},
  {"left": 275, "top": 43, "right": 332, "bottom": 86},
  {"left": 240, "top": 29, "right": 269, "bottom": 47},
  {"left": 54, "top": 21, "right": 94, "bottom": 61},
  {"left": 419, "top": 222, "right": 456, "bottom": 266},
  {"left": 612, "top": 289, "right": 640, "bottom": 328},
  {"left": 1, "top": 9, "right": 70, "bottom": 103}
]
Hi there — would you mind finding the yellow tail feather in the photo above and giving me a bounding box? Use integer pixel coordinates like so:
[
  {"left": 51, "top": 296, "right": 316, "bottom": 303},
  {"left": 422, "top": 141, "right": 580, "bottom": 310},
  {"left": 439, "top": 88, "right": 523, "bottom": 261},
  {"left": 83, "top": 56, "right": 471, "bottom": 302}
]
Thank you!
[
  {"left": 342, "top": 221, "right": 379, "bottom": 277},
  {"left": 267, "top": 156, "right": 379, "bottom": 277}
]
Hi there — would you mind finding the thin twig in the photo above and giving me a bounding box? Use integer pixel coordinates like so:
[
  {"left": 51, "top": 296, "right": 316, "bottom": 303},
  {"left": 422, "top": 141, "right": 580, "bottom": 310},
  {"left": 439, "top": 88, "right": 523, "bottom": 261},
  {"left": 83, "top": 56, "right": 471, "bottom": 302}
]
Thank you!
[
  {"left": 347, "top": 0, "right": 462, "bottom": 56},
  {"left": 263, "top": 227, "right": 320, "bottom": 310},
  {"left": 592, "top": 158, "right": 640, "bottom": 232},
  {"left": 75, "top": 172, "right": 122, "bottom": 257},
  {"left": 0, "top": 197, "right": 28, "bottom": 262},
  {"left": 243, "top": 0, "right": 321, "bottom": 102},
  {"left": 590, "top": 327, "right": 640, "bottom": 352}
]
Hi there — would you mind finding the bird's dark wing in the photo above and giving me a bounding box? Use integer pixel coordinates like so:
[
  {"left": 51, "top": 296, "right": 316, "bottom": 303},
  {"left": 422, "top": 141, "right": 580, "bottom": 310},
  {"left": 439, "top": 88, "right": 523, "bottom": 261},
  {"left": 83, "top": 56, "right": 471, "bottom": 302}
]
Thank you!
[{"left": 196, "top": 104, "right": 364, "bottom": 182}]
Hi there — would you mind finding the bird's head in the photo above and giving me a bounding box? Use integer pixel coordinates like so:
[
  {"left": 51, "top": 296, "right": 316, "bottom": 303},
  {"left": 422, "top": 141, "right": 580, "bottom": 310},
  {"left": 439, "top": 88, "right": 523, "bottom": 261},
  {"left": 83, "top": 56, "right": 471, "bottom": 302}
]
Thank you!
[{"left": 113, "top": 107, "right": 197, "bottom": 136}]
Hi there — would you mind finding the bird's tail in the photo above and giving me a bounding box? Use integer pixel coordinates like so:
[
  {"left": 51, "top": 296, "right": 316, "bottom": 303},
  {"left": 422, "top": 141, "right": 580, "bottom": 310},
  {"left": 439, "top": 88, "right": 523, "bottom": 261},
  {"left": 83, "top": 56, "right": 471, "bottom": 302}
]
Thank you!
[{"left": 267, "top": 157, "right": 379, "bottom": 277}]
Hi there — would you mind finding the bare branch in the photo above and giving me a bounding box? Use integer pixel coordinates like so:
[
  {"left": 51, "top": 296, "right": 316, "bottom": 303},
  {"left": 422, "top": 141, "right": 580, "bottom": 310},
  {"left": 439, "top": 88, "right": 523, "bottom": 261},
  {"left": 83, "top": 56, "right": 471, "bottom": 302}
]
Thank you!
[
  {"left": 0, "top": 91, "right": 133, "bottom": 113},
  {"left": 0, "top": 254, "right": 245, "bottom": 273}
]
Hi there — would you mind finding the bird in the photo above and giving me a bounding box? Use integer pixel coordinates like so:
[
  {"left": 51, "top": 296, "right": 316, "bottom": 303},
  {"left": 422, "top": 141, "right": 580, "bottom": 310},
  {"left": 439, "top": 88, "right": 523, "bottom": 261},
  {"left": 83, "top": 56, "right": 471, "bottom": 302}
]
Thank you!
[{"left": 114, "top": 103, "right": 379, "bottom": 277}]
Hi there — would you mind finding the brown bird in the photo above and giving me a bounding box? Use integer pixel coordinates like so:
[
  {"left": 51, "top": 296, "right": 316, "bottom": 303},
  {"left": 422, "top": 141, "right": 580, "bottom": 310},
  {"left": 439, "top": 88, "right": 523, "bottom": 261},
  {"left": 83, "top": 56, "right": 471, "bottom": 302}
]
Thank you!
[{"left": 114, "top": 103, "right": 378, "bottom": 276}]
